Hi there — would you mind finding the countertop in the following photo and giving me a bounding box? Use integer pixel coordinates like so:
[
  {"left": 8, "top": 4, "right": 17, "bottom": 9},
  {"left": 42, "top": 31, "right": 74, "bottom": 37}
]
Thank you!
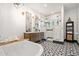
[{"left": 24, "top": 32, "right": 44, "bottom": 33}]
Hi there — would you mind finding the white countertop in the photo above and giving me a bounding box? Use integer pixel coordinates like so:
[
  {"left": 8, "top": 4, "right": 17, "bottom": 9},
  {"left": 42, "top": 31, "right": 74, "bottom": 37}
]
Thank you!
[{"left": 24, "top": 32, "right": 44, "bottom": 33}]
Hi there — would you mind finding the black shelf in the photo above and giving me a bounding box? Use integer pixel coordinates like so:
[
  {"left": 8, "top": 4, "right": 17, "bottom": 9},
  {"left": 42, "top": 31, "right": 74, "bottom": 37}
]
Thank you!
[
  {"left": 66, "top": 21, "right": 74, "bottom": 41},
  {"left": 67, "top": 26, "right": 73, "bottom": 27}
]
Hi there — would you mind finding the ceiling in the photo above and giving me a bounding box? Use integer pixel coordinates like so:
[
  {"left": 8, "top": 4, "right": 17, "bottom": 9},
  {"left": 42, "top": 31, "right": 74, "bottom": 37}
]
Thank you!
[{"left": 24, "top": 3, "right": 78, "bottom": 16}]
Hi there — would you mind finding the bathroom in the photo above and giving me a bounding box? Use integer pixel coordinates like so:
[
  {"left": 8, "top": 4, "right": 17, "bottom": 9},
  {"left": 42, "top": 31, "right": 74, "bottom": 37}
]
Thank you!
[{"left": 0, "top": 3, "right": 79, "bottom": 56}]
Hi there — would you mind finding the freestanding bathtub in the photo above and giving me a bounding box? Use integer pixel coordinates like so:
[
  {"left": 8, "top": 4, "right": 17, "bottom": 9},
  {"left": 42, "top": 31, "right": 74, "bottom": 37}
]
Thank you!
[{"left": 0, "top": 40, "right": 43, "bottom": 56}]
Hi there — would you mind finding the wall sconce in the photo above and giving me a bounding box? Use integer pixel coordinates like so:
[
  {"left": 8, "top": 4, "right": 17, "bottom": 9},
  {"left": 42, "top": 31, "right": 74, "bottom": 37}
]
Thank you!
[{"left": 22, "top": 12, "right": 24, "bottom": 15}]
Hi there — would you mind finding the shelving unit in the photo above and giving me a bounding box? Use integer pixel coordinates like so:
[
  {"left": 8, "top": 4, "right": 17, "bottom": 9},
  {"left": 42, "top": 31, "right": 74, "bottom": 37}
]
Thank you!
[{"left": 66, "top": 21, "right": 74, "bottom": 41}]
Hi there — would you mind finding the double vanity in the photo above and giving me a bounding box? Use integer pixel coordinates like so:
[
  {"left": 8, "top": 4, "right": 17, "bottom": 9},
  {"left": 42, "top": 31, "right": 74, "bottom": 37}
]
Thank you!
[{"left": 24, "top": 32, "right": 44, "bottom": 42}]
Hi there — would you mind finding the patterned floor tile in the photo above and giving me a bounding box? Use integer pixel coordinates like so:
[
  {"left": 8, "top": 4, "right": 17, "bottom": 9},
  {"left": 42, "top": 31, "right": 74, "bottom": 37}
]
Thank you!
[{"left": 39, "top": 41, "right": 79, "bottom": 56}]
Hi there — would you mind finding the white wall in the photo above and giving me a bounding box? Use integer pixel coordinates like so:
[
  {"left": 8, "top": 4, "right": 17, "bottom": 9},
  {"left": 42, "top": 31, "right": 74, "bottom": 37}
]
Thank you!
[
  {"left": 77, "top": 5, "right": 79, "bottom": 43},
  {"left": 0, "top": 3, "right": 26, "bottom": 40},
  {"left": 61, "top": 4, "right": 64, "bottom": 42},
  {"left": 64, "top": 6, "right": 78, "bottom": 41}
]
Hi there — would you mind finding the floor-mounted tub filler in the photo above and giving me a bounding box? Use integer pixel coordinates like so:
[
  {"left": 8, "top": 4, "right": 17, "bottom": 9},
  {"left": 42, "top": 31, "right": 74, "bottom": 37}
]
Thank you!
[{"left": 0, "top": 40, "right": 43, "bottom": 56}]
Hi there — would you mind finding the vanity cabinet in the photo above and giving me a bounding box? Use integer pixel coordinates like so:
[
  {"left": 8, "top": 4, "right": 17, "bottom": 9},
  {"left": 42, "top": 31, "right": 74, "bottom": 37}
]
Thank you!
[{"left": 24, "top": 32, "right": 44, "bottom": 42}]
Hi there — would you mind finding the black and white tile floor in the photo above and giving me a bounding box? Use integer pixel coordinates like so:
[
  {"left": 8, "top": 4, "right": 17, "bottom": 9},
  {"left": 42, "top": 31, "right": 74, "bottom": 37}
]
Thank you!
[{"left": 39, "top": 41, "right": 79, "bottom": 56}]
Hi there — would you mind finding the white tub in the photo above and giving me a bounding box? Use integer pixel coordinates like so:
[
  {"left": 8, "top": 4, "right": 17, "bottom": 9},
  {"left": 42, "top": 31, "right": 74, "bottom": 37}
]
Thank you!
[{"left": 0, "top": 40, "right": 43, "bottom": 56}]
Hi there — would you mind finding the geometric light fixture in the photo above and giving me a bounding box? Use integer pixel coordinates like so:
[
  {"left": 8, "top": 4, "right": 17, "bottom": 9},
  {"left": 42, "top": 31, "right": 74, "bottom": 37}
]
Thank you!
[{"left": 13, "top": 3, "right": 24, "bottom": 8}]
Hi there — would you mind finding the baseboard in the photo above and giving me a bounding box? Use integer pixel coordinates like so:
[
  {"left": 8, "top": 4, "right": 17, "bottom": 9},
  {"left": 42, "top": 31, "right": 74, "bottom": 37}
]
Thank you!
[
  {"left": 42, "top": 39, "right": 47, "bottom": 41},
  {"left": 64, "top": 39, "right": 79, "bottom": 45},
  {"left": 35, "top": 40, "right": 41, "bottom": 43},
  {"left": 35, "top": 39, "right": 47, "bottom": 43},
  {"left": 53, "top": 40, "right": 64, "bottom": 44},
  {"left": 64, "top": 39, "right": 76, "bottom": 42}
]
